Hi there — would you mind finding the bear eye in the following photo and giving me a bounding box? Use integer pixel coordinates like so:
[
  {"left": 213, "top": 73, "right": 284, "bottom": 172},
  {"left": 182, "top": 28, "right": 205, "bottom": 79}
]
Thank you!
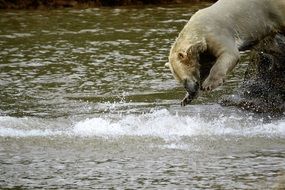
[
  {"left": 178, "top": 52, "right": 187, "bottom": 60},
  {"left": 178, "top": 53, "right": 184, "bottom": 59}
]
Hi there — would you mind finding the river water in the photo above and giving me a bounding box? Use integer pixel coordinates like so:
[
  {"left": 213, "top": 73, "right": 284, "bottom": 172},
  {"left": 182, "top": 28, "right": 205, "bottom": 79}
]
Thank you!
[{"left": 0, "top": 3, "right": 285, "bottom": 189}]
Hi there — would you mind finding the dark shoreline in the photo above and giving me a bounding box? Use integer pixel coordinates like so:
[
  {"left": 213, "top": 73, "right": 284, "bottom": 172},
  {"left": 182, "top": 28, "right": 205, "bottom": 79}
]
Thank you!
[{"left": 0, "top": 0, "right": 216, "bottom": 9}]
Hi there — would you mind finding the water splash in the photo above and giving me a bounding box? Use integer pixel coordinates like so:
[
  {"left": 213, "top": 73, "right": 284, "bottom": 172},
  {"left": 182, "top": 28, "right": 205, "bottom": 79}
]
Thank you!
[
  {"left": 72, "top": 109, "right": 285, "bottom": 139},
  {"left": 0, "top": 109, "right": 284, "bottom": 139}
]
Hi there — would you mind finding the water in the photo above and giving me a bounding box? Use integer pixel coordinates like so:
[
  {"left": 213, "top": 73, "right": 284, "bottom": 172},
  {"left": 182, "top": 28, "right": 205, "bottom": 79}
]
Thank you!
[{"left": 0, "top": 3, "right": 285, "bottom": 189}]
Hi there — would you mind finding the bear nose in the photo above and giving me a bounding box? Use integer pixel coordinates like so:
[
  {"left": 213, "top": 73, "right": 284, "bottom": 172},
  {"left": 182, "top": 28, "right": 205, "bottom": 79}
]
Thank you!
[{"left": 183, "top": 80, "right": 199, "bottom": 96}]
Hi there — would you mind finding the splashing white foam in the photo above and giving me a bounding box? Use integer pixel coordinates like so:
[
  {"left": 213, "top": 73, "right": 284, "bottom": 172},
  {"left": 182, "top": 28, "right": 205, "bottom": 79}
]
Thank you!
[
  {"left": 72, "top": 109, "right": 285, "bottom": 139},
  {"left": 0, "top": 109, "right": 284, "bottom": 139}
]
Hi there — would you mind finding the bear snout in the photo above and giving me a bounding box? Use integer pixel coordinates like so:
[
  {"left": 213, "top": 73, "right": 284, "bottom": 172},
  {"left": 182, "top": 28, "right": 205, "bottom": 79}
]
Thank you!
[{"left": 183, "top": 79, "right": 199, "bottom": 97}]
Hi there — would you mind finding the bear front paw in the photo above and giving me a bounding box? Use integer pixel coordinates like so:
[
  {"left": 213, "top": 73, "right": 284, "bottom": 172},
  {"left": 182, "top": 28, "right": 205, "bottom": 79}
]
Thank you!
[{"left": 202, "top": 77, "right": 224, "bottom": 91}]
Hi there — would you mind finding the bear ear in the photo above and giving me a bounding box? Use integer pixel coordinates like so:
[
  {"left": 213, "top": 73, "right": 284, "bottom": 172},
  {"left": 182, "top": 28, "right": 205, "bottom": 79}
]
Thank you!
[{"left": 186, "top": 38, "right": 207, "bottom": 58}]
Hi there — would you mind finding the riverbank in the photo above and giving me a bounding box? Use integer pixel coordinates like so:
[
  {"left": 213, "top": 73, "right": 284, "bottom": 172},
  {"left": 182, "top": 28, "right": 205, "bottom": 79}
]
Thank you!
[{"left": 0, "top": 0, "right": 216, "bottom": 9}]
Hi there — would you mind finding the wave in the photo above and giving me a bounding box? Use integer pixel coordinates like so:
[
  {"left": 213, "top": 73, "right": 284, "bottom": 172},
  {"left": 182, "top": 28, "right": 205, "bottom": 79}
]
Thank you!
[
  {"left": 0, "top": 109, "right": 284, "bottom": 139},
  {"left": 72, "top": 109, "right": 285, "bottom": 139}
]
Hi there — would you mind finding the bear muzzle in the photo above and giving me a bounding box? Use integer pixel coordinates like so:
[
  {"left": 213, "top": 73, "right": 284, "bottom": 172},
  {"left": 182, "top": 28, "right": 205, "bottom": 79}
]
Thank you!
[
  {"left": 181, "top": 79, "right": 199, "bottom": 106},
  {"left": 183, "top": 79, "right": 199, "bottom": 96}
]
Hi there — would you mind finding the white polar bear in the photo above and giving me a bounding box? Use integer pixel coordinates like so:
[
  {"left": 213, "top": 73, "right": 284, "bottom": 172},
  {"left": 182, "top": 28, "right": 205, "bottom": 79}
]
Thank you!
[{"left": 166, "top": 0, "right": 285, "bottom": 106}]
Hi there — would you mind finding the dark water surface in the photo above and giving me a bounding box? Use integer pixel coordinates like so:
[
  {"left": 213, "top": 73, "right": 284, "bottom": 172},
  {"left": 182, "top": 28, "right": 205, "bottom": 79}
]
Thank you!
[{"left": 0, "top": 3, "right": 285, "bottom": 189}]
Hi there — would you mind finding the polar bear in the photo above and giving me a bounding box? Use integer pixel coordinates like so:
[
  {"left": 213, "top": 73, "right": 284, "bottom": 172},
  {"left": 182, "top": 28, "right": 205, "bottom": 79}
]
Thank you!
[{"left": 166, "top": 0, "right": 285, "bottom": 106}]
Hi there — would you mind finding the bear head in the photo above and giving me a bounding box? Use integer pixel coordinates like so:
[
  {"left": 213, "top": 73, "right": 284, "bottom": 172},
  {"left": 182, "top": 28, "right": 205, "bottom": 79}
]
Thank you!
[{"left": 166, "top": 38, "right": 207, "bottom": 100}]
